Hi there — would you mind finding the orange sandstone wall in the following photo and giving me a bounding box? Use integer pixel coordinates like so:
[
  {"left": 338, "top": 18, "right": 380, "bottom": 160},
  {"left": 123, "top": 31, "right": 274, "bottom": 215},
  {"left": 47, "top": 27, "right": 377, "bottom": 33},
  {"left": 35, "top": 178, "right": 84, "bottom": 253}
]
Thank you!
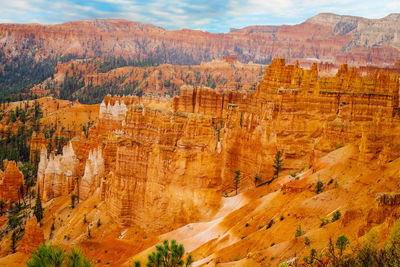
[
  {"left": 0, "top": 161, "right": 24, "bottom": 204},
  {"left": 36, "top": 58, "right": 400, "bottom": 236}
]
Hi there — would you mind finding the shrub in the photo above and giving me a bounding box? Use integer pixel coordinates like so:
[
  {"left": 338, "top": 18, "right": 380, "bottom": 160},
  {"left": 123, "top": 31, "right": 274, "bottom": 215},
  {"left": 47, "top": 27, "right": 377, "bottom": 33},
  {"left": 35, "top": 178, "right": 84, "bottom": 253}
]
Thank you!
[
  {"left": 26, "top": 244, "right": 94, "bottom": 267},
  {"left": 303, "top": 248, "right": 320, "bottom": 264},
  {"left": 135, "top": 239, "right": 193, "bottom": 267},
  {"left": 295, "top": 225, "right": 305, "bottom": 238},
  {"left": 267, "top": 219, "right": 274, "bottom": 229},
  {"left": 305, "top": 236, "right": 311, "bottom": 246},
  {"left": 332, "top": 210, "right": 341, "bottom": 222},
  {"left": 320, "top": 217, "right": 331, "bottom": 227},
  {"left": 315, "top": 181, "right": 324, "bottom": 194}
]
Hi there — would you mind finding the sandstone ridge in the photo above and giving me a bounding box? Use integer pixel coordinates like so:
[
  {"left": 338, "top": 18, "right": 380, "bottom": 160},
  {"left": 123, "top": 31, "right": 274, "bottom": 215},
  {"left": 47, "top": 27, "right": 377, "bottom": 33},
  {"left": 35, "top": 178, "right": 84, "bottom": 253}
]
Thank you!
[
  {"left": 1, "top": 14, "right": 400, "bottom": 66},
  {"left": 34, "top": 59, "right": 400, "bottom": 237}
]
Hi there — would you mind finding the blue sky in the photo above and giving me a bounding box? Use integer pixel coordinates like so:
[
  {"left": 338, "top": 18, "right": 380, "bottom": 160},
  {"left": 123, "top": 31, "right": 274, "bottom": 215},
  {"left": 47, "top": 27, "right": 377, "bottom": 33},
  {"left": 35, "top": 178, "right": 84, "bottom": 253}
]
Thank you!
[{"left": 1, "top": 0, "right": 400, "bottom": 33}]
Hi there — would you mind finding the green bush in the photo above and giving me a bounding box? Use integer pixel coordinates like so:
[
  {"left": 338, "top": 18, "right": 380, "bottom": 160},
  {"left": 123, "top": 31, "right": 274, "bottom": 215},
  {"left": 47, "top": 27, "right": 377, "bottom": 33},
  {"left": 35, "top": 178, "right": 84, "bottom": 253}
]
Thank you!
[
  {"left": 267, "top": 219, "right": 274, "bottom": 229},
  {"left": 26, "top": 244, "right": 93, "bottom": 267},
  {"left": 295, "top": 225, "right": 305, "bottom": 238},
  {"left": 315, "top": 181, "right": 324, "bottom": 194},
  {"left": 332, "top": 210, "right": 342, "bottom": 222},
  {"left": 320, "top": 217, "right": 331, "bottom": 226},
  {"left": 134, "top": 239, "right": 193, "bottom": 267}
]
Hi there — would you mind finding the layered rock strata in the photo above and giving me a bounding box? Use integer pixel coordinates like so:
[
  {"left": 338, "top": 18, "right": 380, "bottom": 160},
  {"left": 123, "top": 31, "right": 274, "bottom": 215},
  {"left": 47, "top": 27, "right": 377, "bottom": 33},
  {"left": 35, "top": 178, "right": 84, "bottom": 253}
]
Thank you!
[
  {"left": 18, "top": 216, "right": 45, "bottom": 254},
  {"left": 0, "top": 161, "right": 24, "bottom": 204},
  {"left": 1, "top": 13, "right": 400, "bottom": 66},
  {"left": 37, "top": 142, "right": 78, "bottom": 201},
  {"left": 38, "top": 58, "right": 400, "bottom": 234},
  {"left": 80, "top": 147, "right": 105, "bottom": 200}
]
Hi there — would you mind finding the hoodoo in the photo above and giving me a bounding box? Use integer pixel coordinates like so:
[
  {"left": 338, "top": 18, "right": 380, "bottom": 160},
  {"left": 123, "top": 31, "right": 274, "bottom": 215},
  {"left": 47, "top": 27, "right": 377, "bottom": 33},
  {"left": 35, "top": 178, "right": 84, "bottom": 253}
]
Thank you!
[{"left": 1, "top": 8, "right": 400, "bottom": 266}]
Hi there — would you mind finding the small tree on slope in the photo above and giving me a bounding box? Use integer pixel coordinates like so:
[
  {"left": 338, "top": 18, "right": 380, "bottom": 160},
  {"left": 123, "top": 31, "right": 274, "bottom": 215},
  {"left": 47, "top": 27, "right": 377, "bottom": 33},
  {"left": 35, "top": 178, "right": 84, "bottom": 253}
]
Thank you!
[
  {"left": 273, "top": 150, "right": 283, "bottom": 180},
  {"left": 34, "top": 185, "right": 44, "bottom": 222}
]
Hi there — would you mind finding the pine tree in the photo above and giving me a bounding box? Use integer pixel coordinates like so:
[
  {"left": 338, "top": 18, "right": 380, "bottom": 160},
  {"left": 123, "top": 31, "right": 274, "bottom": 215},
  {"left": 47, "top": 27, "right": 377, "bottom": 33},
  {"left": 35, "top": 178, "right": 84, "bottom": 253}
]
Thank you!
[
  {"left": 273, "top": 150, "right": 283, "bottom": 179},
  {"left": 70, "top": 194, "right": 77, "bottom": 209},
  {"left": 144, "top": 239, "right": 193, "bottom": 267},
  {"left": 34, "top": 185, "right": 44, "bottom": 222},
  {"left": 11, "top": 230, "right": 17, "bottom": 253},
  {"left": 234, "top": 169, "right": 241, "bottom": 195},
  {"left": 0, "top": 199, "right": 5, "bottom": 216}
]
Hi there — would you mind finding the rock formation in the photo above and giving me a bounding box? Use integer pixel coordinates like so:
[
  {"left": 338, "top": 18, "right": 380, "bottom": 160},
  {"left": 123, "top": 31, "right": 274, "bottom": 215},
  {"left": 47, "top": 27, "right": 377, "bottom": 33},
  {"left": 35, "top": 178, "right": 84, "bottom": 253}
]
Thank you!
[
  {"left": 37, "top": 142, "right": 79, "bottom": 201},
  {"left": 36, "top": 58, "right": 400, "bottom": 236},
  {"left": 99, "top": 100, "right": 128, "bottom": 121},
  {"left": 0, "top": 160, "right": 24, "bottom": 204},
  {"left": 1, "top": 13, "right": 400, "bottom": 70},
  {"left": 80, "top": 147, "right": 105, "bottom": 200},
  {"left": 18, "top": 216, "right": 45, "bottom": 254},
  {"left": 31, "top": 58, "right": 263, "bottom": 100}
]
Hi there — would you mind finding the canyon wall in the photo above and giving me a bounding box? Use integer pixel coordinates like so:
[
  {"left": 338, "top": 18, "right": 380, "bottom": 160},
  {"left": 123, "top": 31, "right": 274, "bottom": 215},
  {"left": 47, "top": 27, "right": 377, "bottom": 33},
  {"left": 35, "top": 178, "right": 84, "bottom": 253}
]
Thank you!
[
  {"left": 37, "top": 142, "right": 78, "bottom": 202},
  {"left": 35, "top": 58, "right": 400, "bottom": 234},
  {"left": 1, "top": 13, "right": 400, "bottom": 68},
  {"left": 18, "top": 216, "right": 45, "bottom": 254},
  {"left": 0, "top": 160, "right": 24, "bottom": 204}
]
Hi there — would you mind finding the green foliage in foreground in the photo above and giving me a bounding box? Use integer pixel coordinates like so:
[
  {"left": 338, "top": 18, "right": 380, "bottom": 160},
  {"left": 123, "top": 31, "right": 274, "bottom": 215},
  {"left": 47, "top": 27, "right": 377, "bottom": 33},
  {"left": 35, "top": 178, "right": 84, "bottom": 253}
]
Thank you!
[
  {"left": 134, "top": 239, "right": 193, "bottom": 267},
  {"left": 26, "top": 244, "right": 93, "bottom": 267},
  {"left": 302, "top": 219, "right": 400, "bottom": 266}
]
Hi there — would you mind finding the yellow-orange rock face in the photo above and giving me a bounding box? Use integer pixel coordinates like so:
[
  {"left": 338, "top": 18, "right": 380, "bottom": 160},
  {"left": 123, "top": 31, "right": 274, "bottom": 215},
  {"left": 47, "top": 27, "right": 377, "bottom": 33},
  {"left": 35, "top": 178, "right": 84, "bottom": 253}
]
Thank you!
[
  {"left": 101, "top": 105, "right": 222, "bottom": 231},
  {"left": 36, "top": 58, "right": 400, "bottom": 238},
  {"left": 37, "top": 143, "right": 78, "bottom": 202},
  {"left": 0, "top": 161, "right": 24, "bottom": 204},
  {"left": 18, "top": 217, "right": 45, "bottom": 254}
]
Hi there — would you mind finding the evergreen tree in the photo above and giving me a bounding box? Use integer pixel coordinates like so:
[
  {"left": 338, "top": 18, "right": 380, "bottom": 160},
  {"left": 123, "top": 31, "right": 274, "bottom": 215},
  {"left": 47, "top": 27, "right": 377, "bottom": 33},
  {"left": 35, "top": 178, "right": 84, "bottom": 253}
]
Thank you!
[
  {"left": 67, "top": 248, "right": 93, "bottom": 267},
  {"left": 70, "top": 194, "right": 77, "bottom": 209},
  {"left": 26, "top": 244, "right": 67, "bottom": 267},
  {"left": 11, "top": 230, "right": 17, "bottom": 253},
  {"left": 0, "top": 199, "right": 5, "bottom": 216},
  {"left": 143, "top": 239, "right": 193, "bottom": 267},
  {"left": 34, "top": 186, "right": 44, "bottom": 222},
  {"left": 234, "top": 169, "right": 240, "bottom": 195},
  {"left": 336, "top": 235, "right": 350, "bottom": 258},
  {"left": 273, "top": 150, "right": 283, "bottom": 179}
]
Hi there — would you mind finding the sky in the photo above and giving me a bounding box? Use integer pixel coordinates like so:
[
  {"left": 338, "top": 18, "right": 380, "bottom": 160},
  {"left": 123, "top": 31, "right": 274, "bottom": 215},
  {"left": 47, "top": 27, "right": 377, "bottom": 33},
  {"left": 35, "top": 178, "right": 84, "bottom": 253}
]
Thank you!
[{"left": 1, "top": 0, "right": 400, "bottom": 33}]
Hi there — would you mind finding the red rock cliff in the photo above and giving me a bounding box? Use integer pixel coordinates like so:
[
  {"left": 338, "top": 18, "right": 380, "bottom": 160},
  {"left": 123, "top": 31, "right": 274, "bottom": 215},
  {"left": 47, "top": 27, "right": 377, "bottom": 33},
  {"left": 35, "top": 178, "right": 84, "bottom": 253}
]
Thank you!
[
  {"left": 36, "top": 59, "right": 400, "bottom": 235},
  {"left": 1, "top": 14, "right": 400, "bottom": 66}
]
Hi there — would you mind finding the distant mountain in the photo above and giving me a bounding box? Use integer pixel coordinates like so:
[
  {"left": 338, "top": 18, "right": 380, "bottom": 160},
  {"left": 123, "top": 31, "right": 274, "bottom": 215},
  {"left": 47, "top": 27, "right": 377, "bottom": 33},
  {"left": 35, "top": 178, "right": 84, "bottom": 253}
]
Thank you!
[{"left": 0, "top": 13, "right": 399, "bottom": 100}]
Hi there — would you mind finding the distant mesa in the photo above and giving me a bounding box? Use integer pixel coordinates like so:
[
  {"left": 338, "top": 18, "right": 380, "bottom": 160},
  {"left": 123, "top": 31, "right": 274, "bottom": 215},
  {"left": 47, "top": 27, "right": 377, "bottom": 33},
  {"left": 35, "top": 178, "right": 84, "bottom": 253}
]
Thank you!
[{"left": 1, "top": 13, "right": 400, "bottom": 66}]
